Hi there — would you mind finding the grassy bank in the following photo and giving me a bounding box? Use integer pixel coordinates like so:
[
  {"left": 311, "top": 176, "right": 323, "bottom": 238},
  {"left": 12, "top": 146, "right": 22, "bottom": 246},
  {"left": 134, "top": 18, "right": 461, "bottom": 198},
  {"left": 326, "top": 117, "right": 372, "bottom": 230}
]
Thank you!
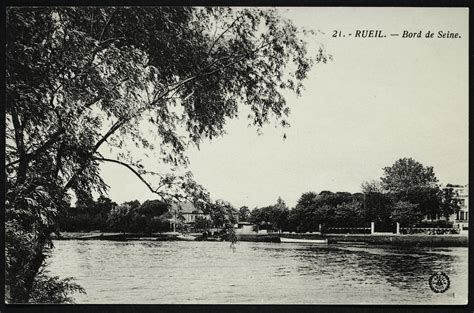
[
  {"left": 326, "top": 234, "right": 468, "bottom": 247},
  {"left": 236, "top": 234, "right": 281, "bottom": 242},
  {"left": 275, "top": 233, "right": 468, "bottom": 247},
  {"left": 52, "top": 232, "right": 180, "bottom": 241},
  {"left": 52, "top": 232, "right": 468, "bottom": 247},
  {"left": 278, "top": 233, "right": 325, "bottom": 240}
]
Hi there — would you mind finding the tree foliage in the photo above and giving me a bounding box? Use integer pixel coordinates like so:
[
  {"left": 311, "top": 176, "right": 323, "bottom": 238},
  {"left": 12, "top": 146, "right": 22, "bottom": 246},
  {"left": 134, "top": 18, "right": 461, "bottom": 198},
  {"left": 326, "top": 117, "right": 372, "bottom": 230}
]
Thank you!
[
  {"left": 106, "top": 204, "right": 132, "bottom": 233},
  {"left": 6, "top": 7, "right": 327, "bottom": 303},
  {"left": 57, "top": 195, "right": 117, "bottom": 232},
  {"left": 238, "top": 206, "right": 250, "bottom": 222},
  {"left": 363, "top": 190, "right": 393, "bottom": 225},
  {"left": 440, "top": 187, "right": 461, "bottom": 219},
  {"left": 365, "top": 157, "right": 461, "bottom": 227},
  {"left": 389, "top": 201, "right": 422, "bottom": 227},
  {"left": 360, "top": 180, "right": 383, "bottom": 194},
  {"left": 250, "top": 198, "right": 290, "bottom": 232},
  {"left": 206, "top": 199, "right": 238, "bottom": 229},
  {"left": 194, "top": 215, "right": 212, "bottom": 232},
  {"left": 6, "top": 7, "right": 327, "bottom": 212},
  {"left": 289, "top": 191, "right": 367, "bottom": 232},
  {"left": 28, "top": 269, "right": 85, "bottom": 304},
  {"left": 380, "top": 158, "right": 438, "bottom": 192},
  {"left": 391, "top": 186, "right": 442, "bottom": 216},
  {"left": 333, "top": 201, "right": 365, "bottom": 227}
]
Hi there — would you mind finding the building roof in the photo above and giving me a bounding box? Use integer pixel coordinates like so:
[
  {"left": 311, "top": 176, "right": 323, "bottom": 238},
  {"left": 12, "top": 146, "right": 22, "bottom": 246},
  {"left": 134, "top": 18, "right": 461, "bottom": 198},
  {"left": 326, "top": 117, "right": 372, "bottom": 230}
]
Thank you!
[{"left": 170, "top": 201, "right": 204, "bottom": 214}]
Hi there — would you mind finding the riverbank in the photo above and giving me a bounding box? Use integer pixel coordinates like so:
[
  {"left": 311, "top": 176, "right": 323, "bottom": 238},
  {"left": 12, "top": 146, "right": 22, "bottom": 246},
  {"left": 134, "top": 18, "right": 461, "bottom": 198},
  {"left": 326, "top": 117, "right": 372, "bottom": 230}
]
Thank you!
[
  {"left": 52, "top": 232, "right": 468, "bottom": 247},
  {"left": 52, "top": 232, "right": 182, "bottom": 241},
  {"left": 325, "top": 234, "right": 468, "bottom": 247},
  {"left": 268, "top": 232, "right": 468, "bottom": 247},
  {"left": 53, "top": 232, "right": 282, "bottom": 243}
]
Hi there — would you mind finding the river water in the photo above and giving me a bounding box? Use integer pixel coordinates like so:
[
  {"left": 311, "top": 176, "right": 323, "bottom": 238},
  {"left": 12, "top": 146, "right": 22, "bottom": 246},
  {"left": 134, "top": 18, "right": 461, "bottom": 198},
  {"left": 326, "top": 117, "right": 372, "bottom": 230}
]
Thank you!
[{"left": 47, "top": 240, "right": 468, "bottom": 304}]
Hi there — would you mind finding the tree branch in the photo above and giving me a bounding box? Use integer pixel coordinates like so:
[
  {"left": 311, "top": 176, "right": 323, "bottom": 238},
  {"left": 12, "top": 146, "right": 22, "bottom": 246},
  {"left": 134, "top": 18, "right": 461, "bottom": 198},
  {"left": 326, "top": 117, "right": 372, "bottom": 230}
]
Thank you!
[
  {"left": 53, "top": 141, "right": 64, "bottom": 179},
  {"left": 207, "top": 16, "right": 241, "bottom": 58},
  {"left": 164, "top": 40, "right": 270, "bottom": 98},
  {"left": 28, "top": 39, "right": 270, "bottom": 192},
  {"left": 8, "top": 97, "right": 28, "bottom": 184},
  {"left": 5, "top": 130, "right": 63, "bottom": 168},
  {"left": 92, "top": 157, "right": 202, "bottom": 205},
  {"left": 94, "top": 157, "right": 162, "bottom": 194},
  {"left": 92, "top": 119, "right": 126, "bottom": 153},
  {"left": 98, "top": 9, "right": 117, "bottom": 42},
  {"left": 62, "top": 119, "right": 126, "bottom": 191}
]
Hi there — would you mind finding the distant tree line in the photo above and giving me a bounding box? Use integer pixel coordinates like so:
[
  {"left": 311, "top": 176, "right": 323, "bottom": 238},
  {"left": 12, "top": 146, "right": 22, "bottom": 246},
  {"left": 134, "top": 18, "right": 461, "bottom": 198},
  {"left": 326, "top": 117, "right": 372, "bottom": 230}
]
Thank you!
[
  {"left": 58, "top": 197, "right": 239, "bottom": 234},
  {"left": 239, "top": 158, "right": 461, "bottom": 233},
  {"left": 57, "top": 197, "right": 172, "bottom": 233},
  {"left": 58, "top": 158, "right": 461, "bottom": 235}
]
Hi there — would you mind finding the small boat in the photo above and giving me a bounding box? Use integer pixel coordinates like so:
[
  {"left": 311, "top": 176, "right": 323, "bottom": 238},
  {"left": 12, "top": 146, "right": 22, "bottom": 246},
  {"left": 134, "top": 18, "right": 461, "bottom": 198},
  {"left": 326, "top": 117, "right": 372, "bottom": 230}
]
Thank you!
[
  {"left": 138, "top": 237, "right": 159, "bottom": 241},
  {"left": 176, "top": 234, "right": 197, "bottom": 241},
  {"left": 205, "top": 237, "right": 223, "bottom": 241},
  {"left": 279, "top": 237, "right": 328, "bottom": 244}
]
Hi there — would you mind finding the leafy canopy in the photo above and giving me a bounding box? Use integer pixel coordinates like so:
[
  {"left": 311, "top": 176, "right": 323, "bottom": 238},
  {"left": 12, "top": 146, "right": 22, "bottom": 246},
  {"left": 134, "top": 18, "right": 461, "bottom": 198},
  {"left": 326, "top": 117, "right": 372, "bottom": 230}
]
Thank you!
[
  {"left": 6, "top": 7, "right": 328, "bottom": 303},
  {"left": 7, "top": 7, "right": 328, "bottom": 204},
  {"left": 380, "top": 157, "right": 438, "bottom": 192}
]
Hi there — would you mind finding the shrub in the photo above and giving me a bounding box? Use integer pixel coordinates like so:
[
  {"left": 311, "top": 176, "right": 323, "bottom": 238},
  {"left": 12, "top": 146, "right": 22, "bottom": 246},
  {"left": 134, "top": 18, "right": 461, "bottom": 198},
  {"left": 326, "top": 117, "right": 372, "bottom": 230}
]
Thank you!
[
  {"left": 29, "top": 270, "right": 85, "bottom": 304},
  {"left": 416, "top": 220, "right": 453, "bottom": 228}
]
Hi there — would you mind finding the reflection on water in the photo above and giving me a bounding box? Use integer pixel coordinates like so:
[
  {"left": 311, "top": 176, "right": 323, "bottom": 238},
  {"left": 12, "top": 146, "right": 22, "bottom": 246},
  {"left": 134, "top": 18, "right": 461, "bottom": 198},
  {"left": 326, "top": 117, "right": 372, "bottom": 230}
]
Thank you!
[{"left": 47, "top": 240, "right": 468, "bottom": 304}]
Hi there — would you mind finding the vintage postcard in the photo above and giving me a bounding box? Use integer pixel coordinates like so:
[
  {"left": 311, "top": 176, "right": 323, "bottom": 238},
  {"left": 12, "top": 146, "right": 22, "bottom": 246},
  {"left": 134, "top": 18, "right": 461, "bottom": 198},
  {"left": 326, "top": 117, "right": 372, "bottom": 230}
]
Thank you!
[{"left": 4, "top": 6, "right": 469, "bottom": 306}]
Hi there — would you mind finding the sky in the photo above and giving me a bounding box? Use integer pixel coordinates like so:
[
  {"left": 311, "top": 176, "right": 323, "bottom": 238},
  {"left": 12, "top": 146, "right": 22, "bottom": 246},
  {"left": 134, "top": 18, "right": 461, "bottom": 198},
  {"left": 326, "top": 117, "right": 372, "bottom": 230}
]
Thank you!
[{"left": 98, "top": 7, "right": 469, "bottom": 209}]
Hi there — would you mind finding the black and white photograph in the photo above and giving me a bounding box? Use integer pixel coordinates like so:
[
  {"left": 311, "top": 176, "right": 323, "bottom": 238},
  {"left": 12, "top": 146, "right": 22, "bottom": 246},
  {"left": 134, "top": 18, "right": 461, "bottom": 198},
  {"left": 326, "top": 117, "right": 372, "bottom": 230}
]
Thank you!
[{"left": 4, "top": 5, "right": 469, "bottom": 306}]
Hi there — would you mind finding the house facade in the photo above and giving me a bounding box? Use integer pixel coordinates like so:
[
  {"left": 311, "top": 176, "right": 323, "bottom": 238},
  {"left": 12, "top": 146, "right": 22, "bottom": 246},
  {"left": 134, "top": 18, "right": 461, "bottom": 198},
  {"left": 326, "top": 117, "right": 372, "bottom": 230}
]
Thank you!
[
  {"left": 235, "top": 221, "right": 258, "bottom": 234},
  {"left": 450, "top": 184, "right": 469, "bottom": 230},
  {"left": 170, "top": 201, "right": 211, "bottom": 229},
  {"left": 423, "top": 184, "right": 469, "bottom": 230}
]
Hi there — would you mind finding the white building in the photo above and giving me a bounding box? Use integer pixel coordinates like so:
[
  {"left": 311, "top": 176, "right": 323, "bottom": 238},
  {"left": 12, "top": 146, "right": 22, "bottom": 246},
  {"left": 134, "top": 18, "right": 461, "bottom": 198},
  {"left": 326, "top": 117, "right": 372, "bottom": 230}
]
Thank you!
[
  {"left": 450, "top": 184, "right": 469, "bottom": 230},
  {"left": 423, "top": 184, "right": 468, "bottom": 230},
  {"left": 169, "top": 201, "right": 211, "bottom": 229},
  {"left": 234, "top": 221, "right": 258, "bottom": 234}
]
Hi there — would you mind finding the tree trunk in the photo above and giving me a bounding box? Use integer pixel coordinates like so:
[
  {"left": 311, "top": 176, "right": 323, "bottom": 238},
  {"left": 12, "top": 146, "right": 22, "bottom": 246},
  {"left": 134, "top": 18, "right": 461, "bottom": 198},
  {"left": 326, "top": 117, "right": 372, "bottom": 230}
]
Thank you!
[
  {"left": 9, "top": 102, "right": 28, "bottom": 186},
  {"left": 9, "top": 234, "right": 47, "bottom": 303}
]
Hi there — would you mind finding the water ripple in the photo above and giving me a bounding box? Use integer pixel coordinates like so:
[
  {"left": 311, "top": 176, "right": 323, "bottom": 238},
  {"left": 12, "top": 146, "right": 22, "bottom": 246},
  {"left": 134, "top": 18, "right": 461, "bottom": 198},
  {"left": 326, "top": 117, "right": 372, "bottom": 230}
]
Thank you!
[{"left": 47, "top": 240, "right": 468, "bottom": 304}]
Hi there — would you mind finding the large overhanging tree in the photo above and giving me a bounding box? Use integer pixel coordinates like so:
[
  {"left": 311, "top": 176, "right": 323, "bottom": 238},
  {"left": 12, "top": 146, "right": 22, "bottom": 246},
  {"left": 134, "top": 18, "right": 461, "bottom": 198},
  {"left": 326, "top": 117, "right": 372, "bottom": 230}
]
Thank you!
[{"left": 5, "top": 7, "right": 329, "bottom": 302}]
